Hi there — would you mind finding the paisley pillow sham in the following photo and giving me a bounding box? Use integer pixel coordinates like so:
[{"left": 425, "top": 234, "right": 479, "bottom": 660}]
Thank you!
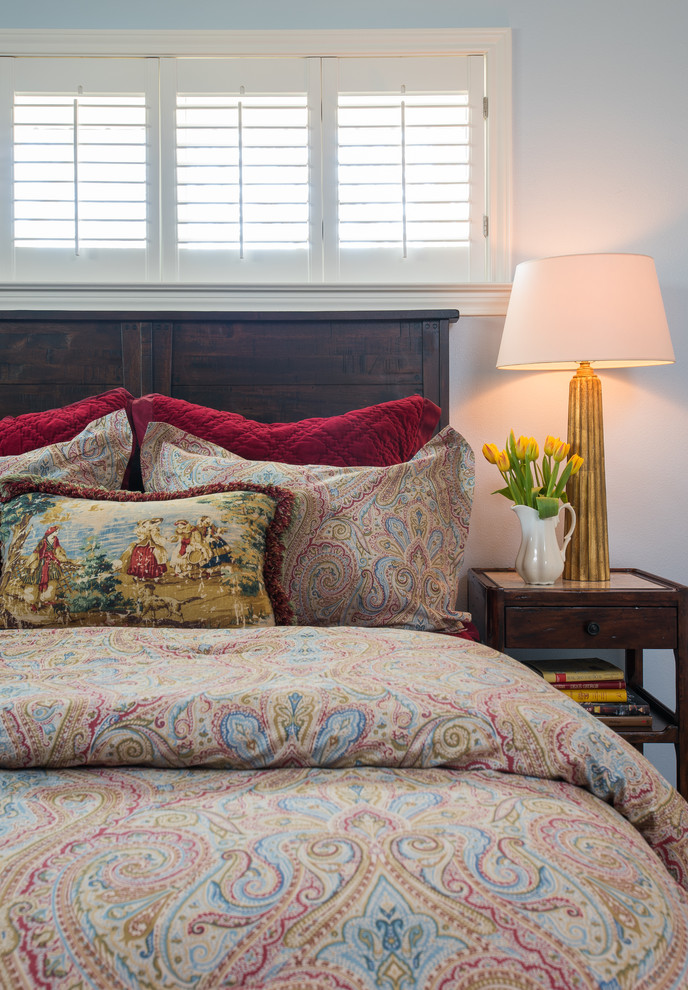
[
  {"left": 0, "top": 409, "right": 134, "bottom": 490},
  {"left": 141, "top": 423, "right": 474, "bottom": 635},
  {"left": 0, "top": 478, "right": 294, "bottom": 629}
]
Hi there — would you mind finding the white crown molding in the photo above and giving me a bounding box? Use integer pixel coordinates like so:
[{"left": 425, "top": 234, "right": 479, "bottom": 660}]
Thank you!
[
  {"left": 0, "top": 27, "right": 510, "bottom": 58},
  {"left": 0, "top": 283, "right": 511, "bottom": 317}
]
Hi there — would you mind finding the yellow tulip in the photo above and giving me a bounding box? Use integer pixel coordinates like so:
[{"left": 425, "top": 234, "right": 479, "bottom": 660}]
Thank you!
[
  {"left": 568, "top": 454, "right": 584, "bottom": 476},
  {"left": 495, "top": 449, "right": 511, "bottom": 472},
  {"left": 482, "top": 442, "right": 500, "bottom": 465},
  {"left": 514, "top": 434, "right": 529, "bottom": 460},
  {"left": 525, "top": 437, "right": 539, "bottom": 460},
  {"left": 553, "top": 439, "right": 570, "bottom": 461},
  {"left": 544, "top": 435, "right": 557, "bottom": 457}
]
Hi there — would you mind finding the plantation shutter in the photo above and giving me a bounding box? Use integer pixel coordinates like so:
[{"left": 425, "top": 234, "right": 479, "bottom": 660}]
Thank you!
[
  {"left": 165, "top": 58, "right": 318, "bottom": 283},
  {"left": 1, "top": 50, "right": 489, "bottom": 285},
  {"left": 5, "top": 57, "right": 158, "bottom": 283},
  {"left": 322, "top": 55, "right": 486, "bottom": 283}
]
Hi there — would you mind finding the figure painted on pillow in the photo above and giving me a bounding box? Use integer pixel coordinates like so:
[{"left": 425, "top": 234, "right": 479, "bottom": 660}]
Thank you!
[
  {"left": 22, "top": 525, "right": 70, "bottom": 607},
  {"left": 198, "top": 515, "right": 234, "bottom": 570},
  {"left": 173, "top": 519, "right": 193, "bottom": 555},
  {"left": 170, "top": 519, "right": 192, "bottom": 575},
  {"left": 122, "top": 518, "right": 168, "bottom": 581},
  {"left": 170, "top": 518, "right": 211, "bottom": 578}
]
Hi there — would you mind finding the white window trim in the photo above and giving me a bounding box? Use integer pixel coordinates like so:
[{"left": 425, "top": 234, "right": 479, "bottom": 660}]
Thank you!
[{"left": 0, "top": 27, "right": 512, "bottom": 317}]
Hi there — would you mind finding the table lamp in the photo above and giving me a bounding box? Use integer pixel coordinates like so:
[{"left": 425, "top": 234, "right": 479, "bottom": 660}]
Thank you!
[{"left": 496, "top": 253, "right": 674, "bottom": 582}]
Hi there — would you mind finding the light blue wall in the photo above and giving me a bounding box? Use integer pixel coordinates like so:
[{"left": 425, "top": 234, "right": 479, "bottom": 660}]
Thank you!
[
  {"left": 4, "top": 0, "right": 687, "bottom": 784},
  {"left": 3, "top": 1, "right": 513, "bottom": 31}
]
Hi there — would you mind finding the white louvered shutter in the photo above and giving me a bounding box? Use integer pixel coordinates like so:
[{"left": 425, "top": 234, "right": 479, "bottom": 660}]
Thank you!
[
  {"left": 1, "top": 50, "right": 490, "bottom": 285},
  {"left": 166, "top": 58, "right": 319, "bottom": 283},
  {"left": 322, "top": 55, "right": 486, "bottom": 283},
  {"left": 6, "top": 58, "right": 158, "bottom": 282}
]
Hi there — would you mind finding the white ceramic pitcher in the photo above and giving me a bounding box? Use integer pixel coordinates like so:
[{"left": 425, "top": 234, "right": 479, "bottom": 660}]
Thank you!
[{"left": 512, "top": 503, "right": 576, "bottom": 585}]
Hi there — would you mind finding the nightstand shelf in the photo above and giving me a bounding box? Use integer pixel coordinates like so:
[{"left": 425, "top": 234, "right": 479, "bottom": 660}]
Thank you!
[{"left": 467, "top": 567, "right": 688, "bottom": 800}]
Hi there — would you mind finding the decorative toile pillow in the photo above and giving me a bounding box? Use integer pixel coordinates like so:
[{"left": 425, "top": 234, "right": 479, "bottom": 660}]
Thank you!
[
  {"left": 0, "top": 388, "right": 133, "bottom": 456},
  {"left": 131, "top": 393, "right": 441, "bottom": 467},
  {"left": 0, "top": 478, "right": 294, "bottom": 629},
  {"left": 0, "top": 410, "right": 134, "bottom": 491},
  {"left": 140, "top": 422, "right": 475, "bottom": 635}
]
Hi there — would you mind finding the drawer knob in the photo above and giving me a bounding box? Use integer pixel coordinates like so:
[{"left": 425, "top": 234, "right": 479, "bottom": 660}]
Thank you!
[{"left": 586, "top": 621, "right": 600, "bottom": 636}]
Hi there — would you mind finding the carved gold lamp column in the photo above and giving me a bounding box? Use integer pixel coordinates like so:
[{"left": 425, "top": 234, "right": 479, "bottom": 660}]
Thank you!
[
  {"left": 565, "top": 361, "right": 608, "bottom": 580},
  {"left": 496, "top": 254, "right": 674, "bottom": 582}
]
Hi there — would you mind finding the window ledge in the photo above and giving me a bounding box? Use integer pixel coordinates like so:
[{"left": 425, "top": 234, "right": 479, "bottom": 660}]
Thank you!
[{"left": 0, "top": 283, "right": 511, "bottom": 317}]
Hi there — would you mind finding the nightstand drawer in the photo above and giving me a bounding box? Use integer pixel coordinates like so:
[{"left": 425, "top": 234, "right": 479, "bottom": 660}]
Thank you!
[{"left": 504, "top": 606, "right": 677, "bottom": 648}]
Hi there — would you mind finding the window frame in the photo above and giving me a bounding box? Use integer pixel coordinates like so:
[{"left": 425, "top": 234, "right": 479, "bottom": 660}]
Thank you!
[{"left": 0, "top": 27, "right": 512, "bottom": 315}]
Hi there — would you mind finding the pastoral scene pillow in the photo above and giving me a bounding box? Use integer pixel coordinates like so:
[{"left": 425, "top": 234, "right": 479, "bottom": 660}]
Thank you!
[
  {"left": 0, "top": 409, "right": 134, "bottom": 491},
  {"left": 131, "top": 393, "right": 441, "bottom": 467},
  {"left": 0, "top": 480, "right": 293, "bottom": 630},
  {"left": 141, "top": 422, "right": 475, "bottom": 635},
  {"left": 0, "top": 388, "right": 133, "bottom": 456}
]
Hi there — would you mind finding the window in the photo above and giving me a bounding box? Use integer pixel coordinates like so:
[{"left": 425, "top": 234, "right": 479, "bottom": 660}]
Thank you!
[
  {"left": 166, "top": 56, "right": 316, "bottom": 283},
  {"left": 176, "top": 94, "right": 310, "bottom": 253},
  {"left": 14, "top": 93, "right": 147, "bottom": 252},
  {"left": 337, "top": 94, "right": 471, "bottom": 250},
  {"left": 325, "top": 55, "right": 485, "bottom": 283},
  {"left": 0, "top": 31, "right": 510, "bottom": 287},
  {"left": 0, "top": 56, "right": 158, "bottom": 282}
]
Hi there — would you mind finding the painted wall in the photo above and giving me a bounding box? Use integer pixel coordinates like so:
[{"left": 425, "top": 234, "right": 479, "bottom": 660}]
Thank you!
[{"left": 4, "top": 0, "right": 687, "bottom": 783}]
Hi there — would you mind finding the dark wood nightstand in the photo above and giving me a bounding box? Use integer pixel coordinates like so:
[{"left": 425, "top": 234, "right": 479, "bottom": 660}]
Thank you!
[{"left": 467, "top": 567, "right": 688, "bottom": 800}]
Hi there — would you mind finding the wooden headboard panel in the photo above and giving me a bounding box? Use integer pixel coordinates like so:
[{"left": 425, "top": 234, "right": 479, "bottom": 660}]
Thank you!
[{"left": 0, "top": 310, "right": 457, "bottom": 427}]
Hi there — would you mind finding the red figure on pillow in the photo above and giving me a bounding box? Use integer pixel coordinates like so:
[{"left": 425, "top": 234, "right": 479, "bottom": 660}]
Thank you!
[
  {"left": 22, "top": 525, "right": 68, "bottom": 607},
  {"left": 125, "top": 518, "right": 168, "bottom": 581}
]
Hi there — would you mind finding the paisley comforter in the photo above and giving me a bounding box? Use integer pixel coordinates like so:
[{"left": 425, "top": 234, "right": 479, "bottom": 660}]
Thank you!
[{"left": 1, "top": 624, "right": 688, "bottom": 989}]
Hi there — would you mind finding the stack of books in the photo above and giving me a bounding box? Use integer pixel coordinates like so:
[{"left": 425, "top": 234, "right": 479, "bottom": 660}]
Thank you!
[{"left": 524, "top": 657, "right": 652, "bottom": 729}]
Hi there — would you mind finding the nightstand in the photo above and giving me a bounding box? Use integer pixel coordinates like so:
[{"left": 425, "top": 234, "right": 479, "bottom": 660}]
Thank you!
[{"left": 467, "top": 567, "right": 688, "bottom": 800}]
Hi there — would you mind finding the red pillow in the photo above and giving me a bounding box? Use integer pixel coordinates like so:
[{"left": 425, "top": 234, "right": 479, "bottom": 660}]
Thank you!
[
  {"left": 0, "top": 388, "right": 134, "bottom": 456},
  {"left": 131, "top": 394, "right": 441, "bottom": 467}
]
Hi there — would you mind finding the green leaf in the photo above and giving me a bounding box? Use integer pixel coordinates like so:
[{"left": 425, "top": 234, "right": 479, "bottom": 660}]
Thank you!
[
  {"left": 551, "top": 459, "right": 576, "bottom": 498},
  {"left": 536, "top": 496, "right": 560, "bottom": 519}
]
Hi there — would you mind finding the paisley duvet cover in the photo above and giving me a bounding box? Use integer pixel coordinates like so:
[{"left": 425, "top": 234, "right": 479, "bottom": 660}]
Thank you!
[{"left": 1, "top": 624, "right": 688, "bottom": 989}]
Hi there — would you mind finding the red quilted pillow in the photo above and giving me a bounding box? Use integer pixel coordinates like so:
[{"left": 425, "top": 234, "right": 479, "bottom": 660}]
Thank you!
[
  {"left": 131, "top": 394, "right": 441, "bottom": 467},
  {"left": 0, "top": 388, "right": 134, "bottom": 456}
]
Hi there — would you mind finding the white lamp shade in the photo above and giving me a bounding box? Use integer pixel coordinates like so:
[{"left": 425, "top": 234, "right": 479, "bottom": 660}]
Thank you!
[{"left": 497, "top": 253, "right": 675, "bottom": 370}]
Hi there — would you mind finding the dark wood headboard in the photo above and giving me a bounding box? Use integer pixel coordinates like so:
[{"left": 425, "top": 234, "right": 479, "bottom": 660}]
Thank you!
[{"left": 0, "top": 310, "right": 457, "bottom": 427}]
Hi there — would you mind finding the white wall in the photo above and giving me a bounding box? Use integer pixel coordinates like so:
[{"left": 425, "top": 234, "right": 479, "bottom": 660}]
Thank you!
[{"left": 4, "top": 0, "right": 687, "bottom": 782}]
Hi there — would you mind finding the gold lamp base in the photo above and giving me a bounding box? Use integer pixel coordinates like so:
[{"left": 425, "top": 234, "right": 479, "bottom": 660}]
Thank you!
[{"left": 563, "top": 362, "right": 610, "bottom": 582}]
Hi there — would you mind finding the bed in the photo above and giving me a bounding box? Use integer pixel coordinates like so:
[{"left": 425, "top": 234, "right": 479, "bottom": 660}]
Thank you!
[{"left": 1, "top": 309, "right": 688, "bottom": 990}]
